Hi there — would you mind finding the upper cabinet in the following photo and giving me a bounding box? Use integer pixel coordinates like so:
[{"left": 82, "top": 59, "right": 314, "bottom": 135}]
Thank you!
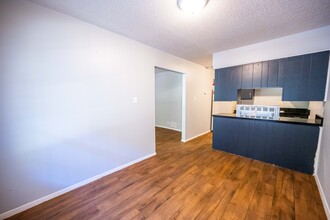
[
  {"left": 282, "top": 51, "right": 329, "bottom": 101},
  {"left": 214, "top": 66, "right": 242, "bottom": 101},
  {"left": 267, "top": 60, "right": 279, "bottom": 87},
  {"left": 309, "top": 51, "right": 329, "bottom": 101},
  {"left": 214, "top": 69, "right": 223, "bottom": 101},
  {"left": 261, "top": 61, "right": 269, "bottom": 87},
  {"left": 252, "top": 62, "right": 262, "bottom": 88},
  {"left": 242, "top": 64, "right": 253, "bottom": 89},
  {"left": 214, "top": 51, "right": 329, "bottom": 101},
  {"left": 283, "top": 56, "right": 302, "bottom": 100}
]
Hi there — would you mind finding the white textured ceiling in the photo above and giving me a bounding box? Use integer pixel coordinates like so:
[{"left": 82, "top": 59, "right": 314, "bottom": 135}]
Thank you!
[{"left": 28, "top": 0, "right": 330, "bottom": 67}]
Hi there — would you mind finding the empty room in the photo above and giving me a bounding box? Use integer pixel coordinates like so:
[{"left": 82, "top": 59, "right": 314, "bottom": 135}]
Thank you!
[{"left": 1, "top": 0, "right": 330, "bottom": 219}]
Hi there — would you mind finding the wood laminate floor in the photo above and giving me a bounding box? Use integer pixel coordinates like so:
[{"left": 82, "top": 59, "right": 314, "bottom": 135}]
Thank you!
[{"left": 9, "top": 128, "right": 327, "bottom": 219}]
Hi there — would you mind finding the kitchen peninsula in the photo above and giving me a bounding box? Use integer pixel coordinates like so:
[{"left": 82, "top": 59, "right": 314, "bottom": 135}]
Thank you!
[
  {"left": 212, "top": 51, "right": 329, "bottom": 174},
  {"left": 213, "top": 113, "right": 322, "bottom": 174}
]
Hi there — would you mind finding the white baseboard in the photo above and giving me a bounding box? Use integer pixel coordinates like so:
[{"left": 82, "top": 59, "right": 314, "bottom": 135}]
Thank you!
[
  {"left": 314, "top": 174, "right": 330, "bottom": 219},
  {"left": 181, "top": 130, "right": 210, "bottom": 142},
  {"left": 0, "top": 153, "right": 156, "bottom": 220},
  {"left": 155, "top": 125, "right": 182, "bottom": 132}
]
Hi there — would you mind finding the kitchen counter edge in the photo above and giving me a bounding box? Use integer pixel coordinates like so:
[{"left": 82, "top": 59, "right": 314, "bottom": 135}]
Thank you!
[{"left": 212, "top": 113, "right": 323, "bottom": 127}]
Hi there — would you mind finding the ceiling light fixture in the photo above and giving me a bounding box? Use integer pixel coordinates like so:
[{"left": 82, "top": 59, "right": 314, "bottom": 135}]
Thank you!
[{"left": 177, "top": 0, "right": 209, "bottom": 14}]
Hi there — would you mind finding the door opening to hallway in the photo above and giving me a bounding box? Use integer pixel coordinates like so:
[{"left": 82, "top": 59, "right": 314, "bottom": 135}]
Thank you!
[{"left": 155, "top": 67, "right": 185, "bottom": 145}]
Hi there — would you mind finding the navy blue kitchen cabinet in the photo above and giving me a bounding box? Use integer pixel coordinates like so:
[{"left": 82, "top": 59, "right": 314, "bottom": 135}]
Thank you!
[
  {"left": 286, "top": 124, "right": 319, "bottom": 173},
  {"left": 248, "top": 120, "right": 273, "bottom": 162},
  {"left": 237, "top": 119, "right": 250, "bottom": 157},
  {"left": 214, "top": 66, "right": 242, "bottom": 101},
  {"left": 214, "top": 69, "right": 223, "bottom": 101},
  {"left": 283, "top": 55, "right": 302, "bottom": 100},
  {"left": 212, "top": 117, "right": 239, "bottom": 153},
  {"left": 214, "top": 51, "right": 329, "bottom": 101},
  {"left": 214, "top": 68, "right": 228, "bottom": 101},
  {"left": 269, "top": 122, "right": 319, "bottom": 173},
  {"left": 267, "top": 59, "right": 279, "bottom": 87},
  {"left": 277, "top": 58, "right": 286, "bottom": 88},
  {"left": 261, "top": 61, "right": 269, "bottom": 87},
  {"left": 260, "top": 60, "right": 279, "bottom": 88},
  {"left": 252, "top": 62, "right": 262, "bottom": 88},
  {"left": 297, "top": 125, "right": 319, "bottom": 173},
  {"left": 269, "top": 123, "right": 292, "bottom": 168},
  {"left": 261, "top": 60, "right": 279, "bottom": 88},
  {"left": 282, "top": 51, "right": 329, "bottom": 101},
  {"left": 212, "top": 116, "right": 320, "bottom": 174},
  {"left": 214, "top": 68, "right": 229, "bottom": 101},
  {"left": 242, "top": 64, "right": 253, "bottom": 89},
  {"left": 308, "top": 51, "right": 329, "bottom": 101},
  {"left": 227, "top": 66, "right": 242, "bottom": 100},
  {"left": 299, "top": 55, "right": 312, "bottom": 100}
]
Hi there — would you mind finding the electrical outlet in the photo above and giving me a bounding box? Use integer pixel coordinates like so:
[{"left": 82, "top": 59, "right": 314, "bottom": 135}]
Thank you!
[{"left": 170, "top": 122, "right": 177, "bottom": 128}]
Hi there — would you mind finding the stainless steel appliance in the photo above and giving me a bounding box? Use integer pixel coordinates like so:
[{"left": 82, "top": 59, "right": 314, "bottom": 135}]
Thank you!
[
  {"left": 237, "top": 89, "right": 255, "bottom": 104},
  {"left": 279, "top": 108, "right": 310, "bottom": 119}
]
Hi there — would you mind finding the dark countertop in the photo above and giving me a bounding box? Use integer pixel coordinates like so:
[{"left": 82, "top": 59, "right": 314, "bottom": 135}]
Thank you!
[{"left": 213, "top": 113, "right": 323, "bottom": 127}]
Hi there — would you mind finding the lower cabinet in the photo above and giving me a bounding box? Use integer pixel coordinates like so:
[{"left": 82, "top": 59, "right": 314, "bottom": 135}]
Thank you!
[{"left": 212, "top": 117, "right": 319, "bottom": 174}]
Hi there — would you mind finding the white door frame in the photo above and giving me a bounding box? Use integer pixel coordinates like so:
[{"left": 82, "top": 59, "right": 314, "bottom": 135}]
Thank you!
[{"left": 154, "top": 67, "right": 186, "bottom": 142}]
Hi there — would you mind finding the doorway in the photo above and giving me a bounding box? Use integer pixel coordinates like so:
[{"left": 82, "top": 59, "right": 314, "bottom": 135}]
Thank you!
[{"left": 155, "top": 67, "right": 185, "bottom": 142}]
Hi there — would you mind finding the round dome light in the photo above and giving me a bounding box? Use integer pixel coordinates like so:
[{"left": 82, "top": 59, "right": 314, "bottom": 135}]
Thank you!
[{"left": 178, "top": 0, "right": 209, "bottom": 14}]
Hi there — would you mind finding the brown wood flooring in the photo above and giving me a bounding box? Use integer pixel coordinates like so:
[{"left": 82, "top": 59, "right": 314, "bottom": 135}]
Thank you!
[{"left": 9, "top": 127, "right": 327, "bottom": 219}]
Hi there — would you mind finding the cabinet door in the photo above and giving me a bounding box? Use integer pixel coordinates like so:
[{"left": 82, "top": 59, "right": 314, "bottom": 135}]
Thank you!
[
  {"left": 222, "top": 68, "right": 231, "bottom": 101},
  {"left": 214, "top": 68, "right": 227, "bottom": 101},
  {"left": 261, "top": 61, "right": 269, "bottom": 87},
  {"left": 264, "top": 122, "right": 273, "bottom": 164},
  {"left": 278, "top": 58, "right": 286, "bottom": 88},
  {"left": 269, "top": 122, "right": 319, "bottom": 174},
  {"left": 248, "top": 120, "right": 268, "bottom": 161},
  {"left": 242, "top": 64, "right": 253, "bottom": 89},
  {"left": 269, "top": 123, "right": 288, "bottom": 167},
  {"left": 214, "top": 69, "right": 220, "bottom": 100},
  {"left": 212, "top": 117, "right": 238, "bottom": 153},
  {"left": 267, "top": 59, "right": 279, "bottom": 87},
  {"left": 227, "top": 66, "right": 242, "bottom": 100},
  {"left": 288, "top": 124, "right": 319, "bottom": 173},
  {"left": 212, "top": 117, "right": 223, "bottom": 151},
  {"left": 237, "top": 119, "right": 251, "bottom": 157},
  {"left": 299, "top": 126, "right": 319, "bottom": 174},
  {"left": 299, "top": 55, "right": 311, "bottom": 100},
  {"left": 252, "top": 62, "right": 262, "bottom": 88},
  {"left": 308, "top": 51, "right": 329, "bottom": 101},
  {"left": 283, "top": 124, "right": 300, "bottom": 171},
  {"left": 283, "top": 56, "right": 302, "bottom": 101},
  {"left": 214, "top": 67, "right": 241, "bottom": 101}
]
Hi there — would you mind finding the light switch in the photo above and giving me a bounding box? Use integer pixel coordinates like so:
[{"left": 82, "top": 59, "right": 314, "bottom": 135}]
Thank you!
[{"left": 133, "top": 97, "right": 138, "bottom": 104}]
